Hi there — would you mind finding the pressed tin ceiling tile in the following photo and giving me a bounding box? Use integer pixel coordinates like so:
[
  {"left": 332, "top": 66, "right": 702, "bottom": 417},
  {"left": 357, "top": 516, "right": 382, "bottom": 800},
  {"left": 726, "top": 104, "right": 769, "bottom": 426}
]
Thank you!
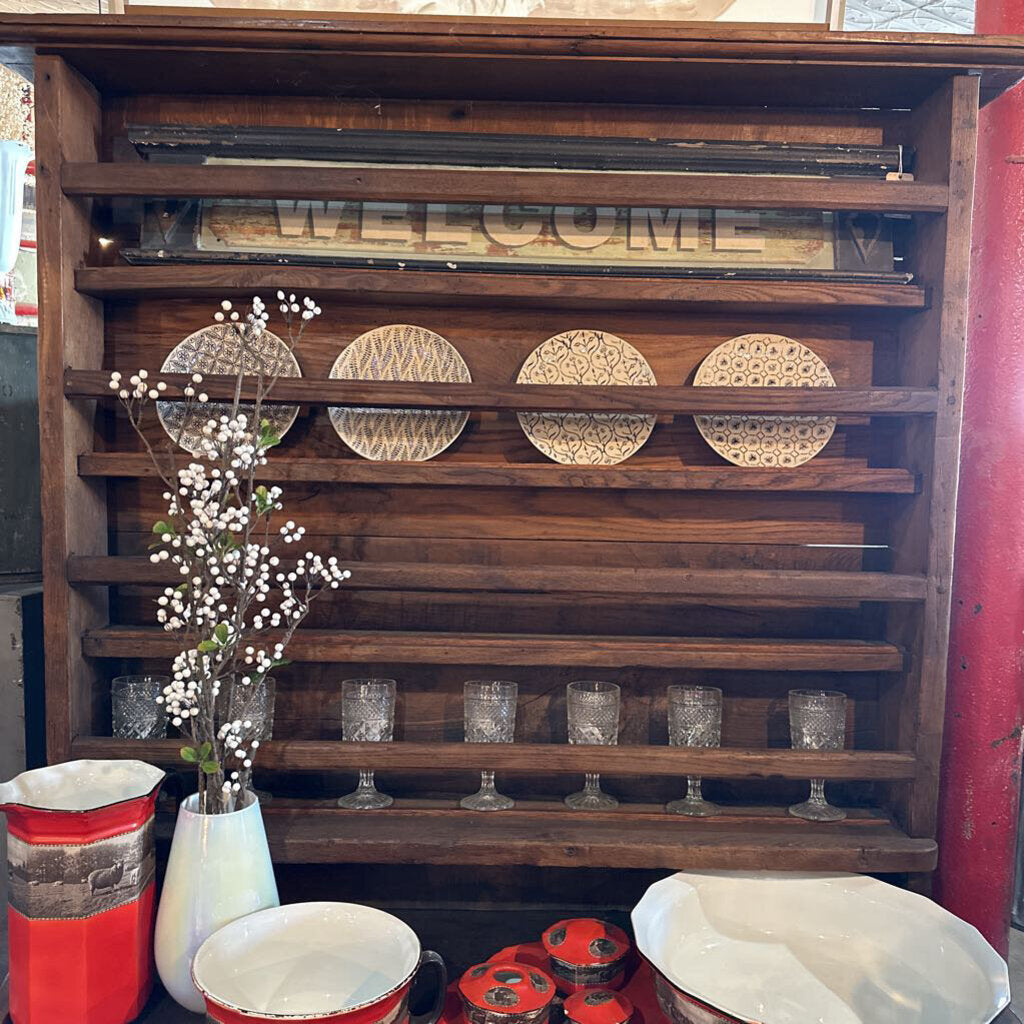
[{"left": 843, "top": 0, "right": 975, "bottom": 32}]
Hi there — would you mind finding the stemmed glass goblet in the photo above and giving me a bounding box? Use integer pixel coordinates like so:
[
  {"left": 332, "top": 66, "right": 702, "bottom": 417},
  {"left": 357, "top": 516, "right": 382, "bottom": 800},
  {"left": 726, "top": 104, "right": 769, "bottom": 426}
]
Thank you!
[
  {"left": 337, "top": 678, "right": 396, "bottom": 810},
  {"left": 788, "top": 688, "right": 848, "bottom": 822},
  {"left": 460, "top": 680, "right": 518, "bottom": 811},
  {"left": 565, "top": 680, "right": 620, "bottom": 811},
  {"left": 666, "top": 685, "right": 722, "bottom": 817}
]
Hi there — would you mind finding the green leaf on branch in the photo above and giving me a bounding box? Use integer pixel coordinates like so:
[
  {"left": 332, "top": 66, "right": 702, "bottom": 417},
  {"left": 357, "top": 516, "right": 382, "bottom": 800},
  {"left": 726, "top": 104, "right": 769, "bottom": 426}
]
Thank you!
[
  {"left": 214, "top": 622, "right": 230, "bottom": 645},
  {"left": 200, "top": 760, "right": 221, "bottom": 775},
  {"left": 152, "top": 520, "right": 175, "bottom": 536},
  {"left": 197, "top": 640, "right": 219, "bottom": 653},
  {"left": 180, "top": 746, "right": 199, "bottom": 763},
  {"left": 198, "top": 741, "right": 213, "bottom": 759},
  {"left": 257, "top": 419, "right": 281, "bottom": 450}
]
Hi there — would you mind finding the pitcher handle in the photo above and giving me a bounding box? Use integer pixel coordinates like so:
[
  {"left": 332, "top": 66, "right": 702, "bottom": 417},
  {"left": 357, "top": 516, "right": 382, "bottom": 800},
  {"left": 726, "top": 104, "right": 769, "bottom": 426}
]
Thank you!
[{"left": 409, "top": 950, "right": 447, "bottom": 1024}]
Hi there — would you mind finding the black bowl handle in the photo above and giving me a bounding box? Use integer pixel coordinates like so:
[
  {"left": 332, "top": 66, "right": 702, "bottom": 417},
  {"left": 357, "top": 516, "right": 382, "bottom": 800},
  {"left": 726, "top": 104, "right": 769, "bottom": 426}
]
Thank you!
[{"left": 410, "top": 950, "right": 447, "bottom": 1024}]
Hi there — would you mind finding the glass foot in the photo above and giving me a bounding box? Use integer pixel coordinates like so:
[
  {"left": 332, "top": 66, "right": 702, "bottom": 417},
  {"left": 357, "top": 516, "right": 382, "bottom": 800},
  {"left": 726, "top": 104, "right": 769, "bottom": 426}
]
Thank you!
[
  {"left": 789, "top": 800, "right": 847, "bottom": 822},
  {"left": 666, "top": 797, "right": 719, "bottom": 817},
  {"left": 565, "top": 789, "right": 618, "bottom": 810},
  {"left": 337, "top": 788, "right": 393, "bottom": 810},
  {"left": 460, "top": 789, "right": 515, "bottom": 811}
]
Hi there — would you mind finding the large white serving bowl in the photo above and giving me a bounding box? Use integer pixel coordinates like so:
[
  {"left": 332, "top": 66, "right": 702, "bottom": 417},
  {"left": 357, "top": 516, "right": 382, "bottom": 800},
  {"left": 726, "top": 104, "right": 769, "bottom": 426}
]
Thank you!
[
  {"left": 192, "top": 902, "right": 423, "bottom": 1018},
  {"left": 631, "top": 871, "right": 1010, "bottom": 1024}
]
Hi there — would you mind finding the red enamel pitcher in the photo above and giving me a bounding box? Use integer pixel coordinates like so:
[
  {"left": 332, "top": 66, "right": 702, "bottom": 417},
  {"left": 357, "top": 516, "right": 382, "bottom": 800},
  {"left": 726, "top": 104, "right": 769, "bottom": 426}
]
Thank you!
[{"left": 0, "top": 759, "right": 165, "bottom": 1024}]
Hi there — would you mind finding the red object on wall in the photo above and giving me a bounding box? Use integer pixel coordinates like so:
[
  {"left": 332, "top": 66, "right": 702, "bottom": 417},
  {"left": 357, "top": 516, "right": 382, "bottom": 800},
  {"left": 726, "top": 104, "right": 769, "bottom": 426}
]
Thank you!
[{"left": 935, "top": 0, "right": 1024, "bottom": 957}]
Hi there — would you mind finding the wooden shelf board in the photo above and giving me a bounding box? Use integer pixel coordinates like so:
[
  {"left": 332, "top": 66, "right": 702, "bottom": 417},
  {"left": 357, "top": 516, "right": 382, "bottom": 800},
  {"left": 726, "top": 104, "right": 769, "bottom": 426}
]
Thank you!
[
  {"left": 82, "top": 626, "right": 905, "bottom": 671},
  {"left": 71, "top": 737, "right": 918, "bottom": 781},
  {"left": 77, "top": 452, "right": 920, "bottom": 494},
  {"left": 65, "top": 371, "right": 940, "bottom": 416},
  {"left": 61, "top": 162, "right": 948, "bottom": 213},
  {"left": 67, "top": 556, "right": 927, "bottom": 602},
  {"left": 74, "top": 265, "right": 930, "bottom": 314},
  {"left": 5, "top": 17, "right": 1024, "bottom": 108},
  {"left": 257, "top": 804, "right": 935, "bottom": 870}
]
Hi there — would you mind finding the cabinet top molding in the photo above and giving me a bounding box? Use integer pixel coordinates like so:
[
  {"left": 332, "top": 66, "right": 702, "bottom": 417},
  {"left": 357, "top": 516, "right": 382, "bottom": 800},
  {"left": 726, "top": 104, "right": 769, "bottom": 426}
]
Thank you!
[{"left": 3, "top": 15, "right": 1024, "bottom": 105}]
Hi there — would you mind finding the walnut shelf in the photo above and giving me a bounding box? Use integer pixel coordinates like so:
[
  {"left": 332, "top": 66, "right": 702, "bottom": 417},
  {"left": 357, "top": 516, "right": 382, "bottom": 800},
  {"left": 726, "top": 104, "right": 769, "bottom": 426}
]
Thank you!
[
  {"left": 62, "top": 162, "right": 949, "bottom": 213},
  {"left": 253, "top": 804, "right": 939, "bottom": 872},
  {"left": 65, "top": 371, "right": 940, "bottom": 415},
  {"left": 75, "top": 265, "right": 929, "bottom": 315},
  {"left": 83, "top": 625, "right": 904, "bottom": 671},
  {"left": 73, "top": 737, "right": 918, "bottom": 780},
  {"left": 67, "top": 556, "right": 928, "bottom": 601},
  {"left": 78, "top": 453, "right": 921, "bottom": 494}
]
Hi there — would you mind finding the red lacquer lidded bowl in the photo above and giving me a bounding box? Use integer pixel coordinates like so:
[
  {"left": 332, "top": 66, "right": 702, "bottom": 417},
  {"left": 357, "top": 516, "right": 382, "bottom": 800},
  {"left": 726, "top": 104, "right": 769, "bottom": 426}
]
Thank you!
[
  {"left": 564, "top": 990, "right": 634, "bottom": 1024},
  {"left": 459, "top": 961, "right": 556, "bottom": 1024},
  {"left": 541, "top": 919, "right": 631, "bottom": 994}
]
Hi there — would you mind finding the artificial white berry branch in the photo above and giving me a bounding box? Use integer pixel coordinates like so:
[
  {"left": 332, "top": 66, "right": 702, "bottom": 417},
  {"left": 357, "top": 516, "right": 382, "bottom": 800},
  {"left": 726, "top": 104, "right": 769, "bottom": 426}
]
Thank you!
[{"left": 110, "top": 294, "right": 349, "bottom": 813}]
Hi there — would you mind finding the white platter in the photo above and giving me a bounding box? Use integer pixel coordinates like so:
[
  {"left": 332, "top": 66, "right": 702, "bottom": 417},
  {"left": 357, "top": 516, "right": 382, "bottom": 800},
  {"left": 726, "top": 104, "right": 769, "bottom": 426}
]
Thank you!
[{"left": 632, "top": 871, "right": 1010, "bottom": 1024}]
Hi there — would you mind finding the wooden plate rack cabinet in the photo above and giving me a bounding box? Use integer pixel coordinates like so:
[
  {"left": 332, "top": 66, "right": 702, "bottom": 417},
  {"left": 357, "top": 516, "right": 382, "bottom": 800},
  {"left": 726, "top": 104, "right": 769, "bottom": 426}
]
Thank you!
[{"left": 10, "top": 15, "right": 1024, "bottom": 890}]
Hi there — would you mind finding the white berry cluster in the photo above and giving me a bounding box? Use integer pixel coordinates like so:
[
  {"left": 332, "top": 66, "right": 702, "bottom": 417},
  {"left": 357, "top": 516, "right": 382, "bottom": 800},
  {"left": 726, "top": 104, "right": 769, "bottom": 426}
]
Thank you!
[{"left": 110, "top": 295, "right": 349, "bottom": 813}]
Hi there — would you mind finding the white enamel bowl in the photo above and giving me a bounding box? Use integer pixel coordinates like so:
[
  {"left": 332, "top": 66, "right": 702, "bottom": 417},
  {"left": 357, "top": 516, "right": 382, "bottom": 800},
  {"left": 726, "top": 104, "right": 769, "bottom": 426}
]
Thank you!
[
  {"left": 192, "top": 902, "right": 428, "bottom": 1020},
  {"left": 632, "top": 871, "right": 1010, "bottom": 1024}
]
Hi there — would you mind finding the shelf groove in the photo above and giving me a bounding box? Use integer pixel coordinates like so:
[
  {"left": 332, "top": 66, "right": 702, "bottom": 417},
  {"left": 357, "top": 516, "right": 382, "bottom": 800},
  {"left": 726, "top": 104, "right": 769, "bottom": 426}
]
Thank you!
[
  {"left": 65, "top": 371, "right": 940, "bottom": 416},
  {"left": 61, "top": 162, "right": 949, "bottom": 213},
  {"left": 82, "top": 626, "right": 905, "bottom": 671},
  {"left": 68, "top": 555, "right": 927, "bottom": 602}
]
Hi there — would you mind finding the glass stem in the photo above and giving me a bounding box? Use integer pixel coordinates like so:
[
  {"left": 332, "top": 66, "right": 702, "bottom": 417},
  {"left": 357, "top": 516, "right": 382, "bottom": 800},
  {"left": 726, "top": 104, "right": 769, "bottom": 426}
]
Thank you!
[
  {"left": 686, "top": 775, "right": 703, "bottom": 802},
  {"left": 359, "top": 769, "right": 377, "bottom": 791},
  {"left": 583, "top": 772, "right": 602, "bottom": 795},
  {"left": 809, "top": 778, "right": 827, "bottom": 805},
  {"left": 479, "top": 770, "right": 496, "bottom": 794}
]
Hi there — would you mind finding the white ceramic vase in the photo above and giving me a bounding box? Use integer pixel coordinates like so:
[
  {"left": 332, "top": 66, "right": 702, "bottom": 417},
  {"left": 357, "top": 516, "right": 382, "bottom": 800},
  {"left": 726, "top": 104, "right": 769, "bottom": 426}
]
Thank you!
[{"left": 155, "top": 790, "right": 279, "bottom": 1012}]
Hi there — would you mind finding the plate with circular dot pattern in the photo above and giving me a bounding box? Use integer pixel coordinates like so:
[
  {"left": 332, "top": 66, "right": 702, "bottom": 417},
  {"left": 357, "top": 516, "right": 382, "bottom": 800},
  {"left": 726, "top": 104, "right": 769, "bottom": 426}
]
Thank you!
[
  {"left": 516, "top": 330, "right": 657, "bottom": 466},
  {"left": 693, "top": 334, "right": 836, "bottom": 468},
  {"left": 157, "top": 323, "right": 301, "bottom": 456},
  {"left": 328, "top": 324, "right": 472, "bottom": 462}
]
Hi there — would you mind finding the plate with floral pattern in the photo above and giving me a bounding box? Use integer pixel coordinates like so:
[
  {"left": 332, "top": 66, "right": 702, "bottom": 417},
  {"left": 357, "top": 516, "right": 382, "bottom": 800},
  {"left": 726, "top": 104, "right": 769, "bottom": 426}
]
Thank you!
[
  {"left": 516, "top": 330, "right": 657, "bottom": 466},
  {"left": 693, "top": 334, "right": 836, "bottom": 468}
]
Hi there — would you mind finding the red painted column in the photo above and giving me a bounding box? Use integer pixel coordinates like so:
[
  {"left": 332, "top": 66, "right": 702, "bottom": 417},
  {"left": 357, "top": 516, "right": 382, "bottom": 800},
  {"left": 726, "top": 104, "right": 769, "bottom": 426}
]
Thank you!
[{"left": 934, "top": 1, "right": 1024, "bottom": 957}]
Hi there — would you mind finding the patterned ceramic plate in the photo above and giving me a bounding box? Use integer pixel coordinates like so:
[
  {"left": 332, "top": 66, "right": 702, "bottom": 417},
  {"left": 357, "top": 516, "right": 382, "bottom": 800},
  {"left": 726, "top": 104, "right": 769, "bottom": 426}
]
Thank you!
[
  {"left": 693, "top": 334, "right": 836, "bottom": 468},
  {"left": 517, "top": 330, "right": 657, "bottom": 466},
  {"left": 157, "top": 323, "right": 301, "bottom": 455},
  {"left": 328, "top": 324, "right": 471, "bottom": 461}
]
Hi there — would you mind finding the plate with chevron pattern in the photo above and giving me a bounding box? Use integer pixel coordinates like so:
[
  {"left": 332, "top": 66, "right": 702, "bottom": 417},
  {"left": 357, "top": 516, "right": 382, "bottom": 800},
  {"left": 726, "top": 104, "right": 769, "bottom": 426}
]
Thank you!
[
  {"left": 693, "top": 333, "right": 836, "bottom": 468},
  {"left": 328, "top": 324, "right": 472, "bottom": 461},
  {"left": 516, "top": 329, "right": 657, "bottom": 465},
  {"left": 157, "top": 323, "right": 301, "bottom": 456}
]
